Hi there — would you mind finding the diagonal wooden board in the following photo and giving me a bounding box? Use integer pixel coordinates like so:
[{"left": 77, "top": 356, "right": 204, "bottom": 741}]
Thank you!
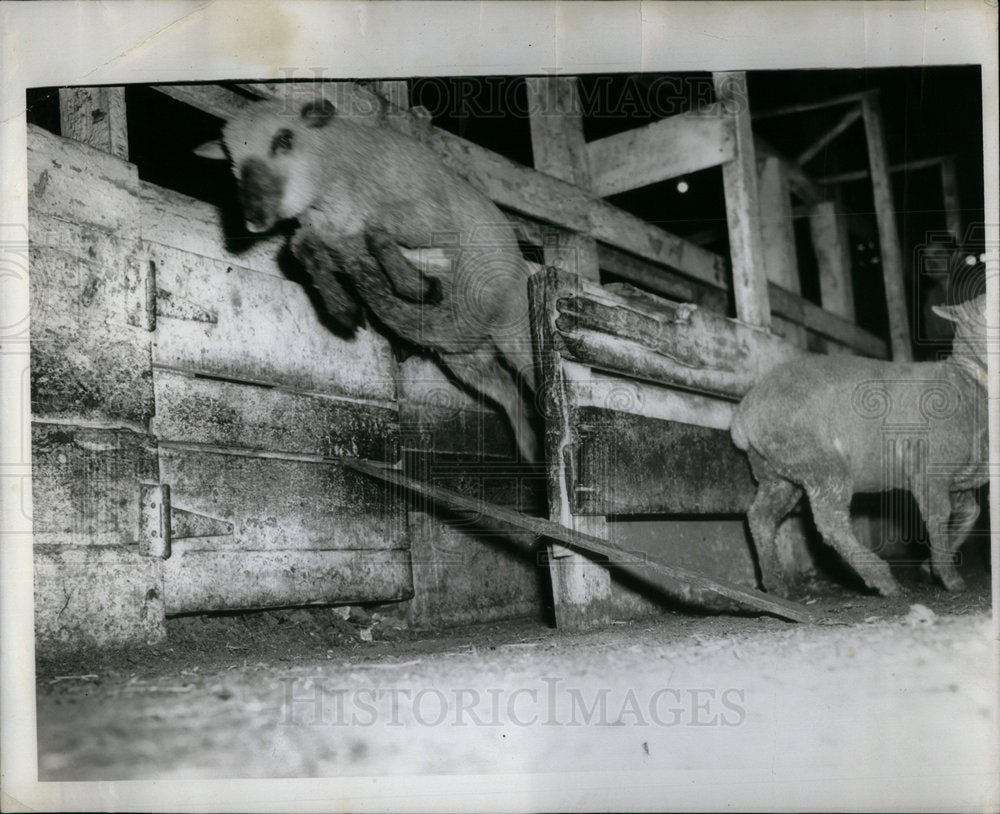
[{"left": 344, "top": 458, "right": 817, "bottom": 624}]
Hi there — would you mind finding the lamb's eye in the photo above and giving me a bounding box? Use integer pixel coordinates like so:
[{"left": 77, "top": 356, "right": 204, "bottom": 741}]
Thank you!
[{"left": 270, "top": 129, "right": 294, "bottom": 156}]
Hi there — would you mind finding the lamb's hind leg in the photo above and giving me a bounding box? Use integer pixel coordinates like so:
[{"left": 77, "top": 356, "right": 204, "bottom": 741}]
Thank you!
[
  {"left": 746, "top": 467, "right": 803, "bottom": 596},
  {"left": 808, "top": 480, "right": 901, "bottom": 596},
  {"left": 442, "top": 348, "right": 538, "bottom": 461}
]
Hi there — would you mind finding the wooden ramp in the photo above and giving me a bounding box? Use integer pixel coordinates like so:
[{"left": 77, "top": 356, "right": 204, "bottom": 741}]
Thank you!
[{"left": 345, "top": 458, "right": 817, "bottom": 624}]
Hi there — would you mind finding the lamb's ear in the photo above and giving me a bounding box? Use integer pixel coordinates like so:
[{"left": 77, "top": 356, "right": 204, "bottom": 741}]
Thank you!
[
  {"left": 301, "top": 98, "right": 336, "bottom": 128},
  {"left": 193, "top": 139, "right": 226, "bottom": 160}
]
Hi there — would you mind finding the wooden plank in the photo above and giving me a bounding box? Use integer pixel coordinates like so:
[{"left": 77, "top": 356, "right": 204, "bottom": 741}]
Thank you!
[
  {"left": 526, "top": 76, "right": 611, "bottom": 629},
  {"left": 795, "top": 109, "right": 862, "bottom": 169},
  {"left": 35, "top": 543, "right": 166, "bottom": 651},
  {"left": 752, "top": 91, "right": 868, "bottom": 120},
  {"left": 29, "top": 240, "right": 154, "bottom": 425},
  {"left": 810, "top": 200, "right": 856, "bottom": 321},
  {"left": 157, "top": 446, "right": 407, "bottom": 552},
  {"left": 758, "top": 156, "right": 801, "bottom": 294},
  {"left": 27, "top": 124, "right": 139, "bottom": 238},
  {"left": 940, "top": 156, "right": 962, "bottom": 242},
  {"left": 818, "top": 154, "right": 956, "bottom": 185},
  {"left": 861, "top": 92, "right": 912, "bottom": 361},
  {"left": 753, "top": 136, "right": 826, "bottom": 206},
  {"left": 570, "top": 373, "right": 735, "bottom": 431},
  {"left": 344, "top": 458, "right": 817, "bottom": 623},
  {"left": 571, "top": 409, "right": 757, "bottom": 515},
  {"left": 58, "top": 86, "right": 129, "bottom": 160},
  {"left": 148, "top": 242, "right": 397, "bottom": 401},
  {"left": 164, "top": 547, "right": 413, "bottom": 614},
  {"left": 794, "top": 105, "right": 862, "bottom": 166},
  {"left": 152, "top": 369, "right": 399, "bottom": 459},
  {"left": 546, "top": 271, "right": 801, "bottom": 396},
  {"left": 714, "top": 72, "right": 770, "bottom": 327},
  {"left": 524, "top": 76, "right": 592, "bottom": 187},
  {"left": 31, "top": 424, "right": 158, "bottom": 548},
  {"left": 587, "top": 103, "right": 736, "bottom": 197},
  {"left": 138, "top": 181, "right": 286, "bottom": 276},
  {"left": 28, "top": 124, "right": 139, "bottom": 240}
]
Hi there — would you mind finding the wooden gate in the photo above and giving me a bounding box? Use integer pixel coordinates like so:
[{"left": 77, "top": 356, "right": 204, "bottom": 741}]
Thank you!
[{"left": 30, "top": 124, "right": 412, "bottom": 649}]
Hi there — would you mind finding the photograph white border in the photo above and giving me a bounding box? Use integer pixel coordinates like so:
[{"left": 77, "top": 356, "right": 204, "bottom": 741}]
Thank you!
[{"left": 1, "top": 2, "right": 997, "bottom": 811}]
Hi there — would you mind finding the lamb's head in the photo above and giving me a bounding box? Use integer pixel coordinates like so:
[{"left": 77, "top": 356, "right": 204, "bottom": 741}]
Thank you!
[
  {"left": 932, "top": 294, "right": 989, "bottom": 378},
  {"left": 195, "top": 98, "right": 337, "bottom": 233}
]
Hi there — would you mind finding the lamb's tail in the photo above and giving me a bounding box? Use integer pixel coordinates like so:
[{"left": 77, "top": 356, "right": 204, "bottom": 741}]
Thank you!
[{"left": 730, "top": 408, "right": 749, "bottom": 451}]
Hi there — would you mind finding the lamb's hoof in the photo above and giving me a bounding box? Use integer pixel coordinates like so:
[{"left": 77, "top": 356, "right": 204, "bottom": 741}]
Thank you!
[
  {"left": 873, "top": 579, "right": 903, "bottom": 597},
  {"left": 938, "top": 571, "right": 967, "bottom": 592}
]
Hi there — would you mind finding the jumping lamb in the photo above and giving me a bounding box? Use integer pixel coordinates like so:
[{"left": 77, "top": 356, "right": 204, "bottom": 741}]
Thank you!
[{"left": 196, "top": 96, "right": 539, "bottom": 460}]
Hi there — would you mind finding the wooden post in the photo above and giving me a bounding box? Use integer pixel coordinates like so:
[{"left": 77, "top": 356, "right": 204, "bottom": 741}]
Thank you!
[
  {"left": 713, "top": 72, "right": 771, "bottom": 328},
  {"left": 526, "top": 77, "right": 613, "bottom": 629},
  {"left": 861, "top": 92, "right": 912, "bottom": 361},
  {"left": 810, "top": 200, "right": 855, "bottom": 321},
  {"left": 940, "top": 156, "right": 962, "bottom": 244},
  {"left": 757, "top": 156, "right": 806, "bottom": 347},
  {"left": 58, "top": 87, "right": 129, "bottom": 160}
]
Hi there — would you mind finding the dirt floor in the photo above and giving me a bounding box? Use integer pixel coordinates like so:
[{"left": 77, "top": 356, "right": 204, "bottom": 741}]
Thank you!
[{"left": 32, "top": 563, "right": 997, "bottom": 810}]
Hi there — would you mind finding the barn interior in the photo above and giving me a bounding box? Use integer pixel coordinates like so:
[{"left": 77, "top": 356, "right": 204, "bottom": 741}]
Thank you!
[{"left": 25, "top": 69, "right": 993, "bottom": 787}]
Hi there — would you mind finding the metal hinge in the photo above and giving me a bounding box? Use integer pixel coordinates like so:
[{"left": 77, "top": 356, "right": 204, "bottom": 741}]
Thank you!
[{"left": 139, "top": 483, "right": 234, "bottom": 559}]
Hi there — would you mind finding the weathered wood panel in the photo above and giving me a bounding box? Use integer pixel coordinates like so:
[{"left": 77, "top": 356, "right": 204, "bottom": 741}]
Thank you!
[
  {"left": 164, "top": 547, "right": 413, "bottom": 614},
  {"left": 29, "top": 241, "right": 154, "bottom": 424},
  {"left": 138, "top": 181, "right": 285, "bottom": 276},
  {"left": 543, "top": 269, "right": 801, "bottom": 400},
  {"left": 27, "top": 124, "right": 139, "bottom": 238},
  {"left": 152, "top": 369, "right": 398, "bottom": 459},
  {"left": 148, "top": 242, "right": 396, "bottom": 400},
  {"left": 587, "top": 104, "right": 735, "bottom": 197},
  {"left": 570, "top": 409, "right": 757, "bottom": 516},
  {"left": 156, "top": 447, "right": 408, "bottom": 552},
  {"left": 31, "top": 424, "right": 158, "bottom": 547},
  {"left": 58, "top": 86, "right": 129, "bottom": 160},
  {"left": 35, "top": 544, "right": 166, "bottom": 648}
]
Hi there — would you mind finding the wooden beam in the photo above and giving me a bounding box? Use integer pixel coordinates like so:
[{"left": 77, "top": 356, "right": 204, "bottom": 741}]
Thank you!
[
  {"left": 753, "top": 91, "right": 869, "bottom": 120},
  {"left": 586, "top": 103, "right": 736, "bottom": 197},
  {"left": 58, "top": 87, "right": 129, "bottom": 160},
  {"left": 795, "top": 105, "right": 862, "bottom": 166},
  {"left": 861, "top": 92, "right": 912, "bottom": 361},
  {"left": 525, "top": 76, "right": 611, "bottom": 629},
  {"left": 714, "top": 72, "right": 771, "bottom": 327},
  {"left": 809, "top": 200, "right": 856, "bottom": 322},
  {"left": 344, "top": 457, "right": 817, "bottom": 623},
  {"left": 817, "top": 154, "right": 956, "bottom": 185}
]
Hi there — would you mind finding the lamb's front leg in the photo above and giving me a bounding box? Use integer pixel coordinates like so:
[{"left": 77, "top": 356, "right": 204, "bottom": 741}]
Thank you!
[
  {"left": 290, "top": 229, "right": 362, "bottom": 333},
  {"left": 918, "top": 484, "right": 976, "bottom": 591}
]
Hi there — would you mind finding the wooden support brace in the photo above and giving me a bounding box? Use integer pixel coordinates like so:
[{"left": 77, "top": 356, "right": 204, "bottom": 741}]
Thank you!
[
  {"left": 861, "top": 92, "right": 912, "bottom": 361},
  {"left": 795, "top": 106, "right": 862, "bottom": 166},
  {"left": 344, "top": 457, "right": 817, "bottom": 624},
  {"left": 58, "top": 86, "right": 129, "bottom": 160},
  {"left": 713, "top": 72, "right": 771, "bottom": 328}
]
